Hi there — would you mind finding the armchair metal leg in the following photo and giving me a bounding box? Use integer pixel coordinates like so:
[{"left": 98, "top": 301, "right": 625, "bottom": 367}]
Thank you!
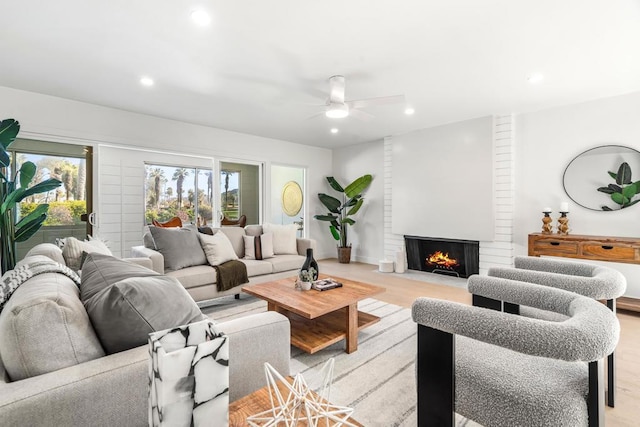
[
  {"left": 417, "top": 325, "right": 455, "bottom": 427},
  {"left": 503, "top": 302, "right": 520, "bottom": 314},
  {"left": 587, "top": 359, "right": 605, "bottom": 427},
  {"left": 606, "top": 298, "right": 615, "bottom": 407},
  {"left": 472, "top": 294, "right": 502, "bottom": 311}
]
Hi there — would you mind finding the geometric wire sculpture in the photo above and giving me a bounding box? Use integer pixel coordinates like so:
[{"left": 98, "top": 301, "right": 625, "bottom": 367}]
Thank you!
[{"left": 246, "top": 358, "right": 356, "bottom": 427}]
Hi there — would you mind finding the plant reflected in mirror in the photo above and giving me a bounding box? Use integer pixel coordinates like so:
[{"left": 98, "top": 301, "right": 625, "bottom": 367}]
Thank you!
[
  {"left": 596, "top": 162, "right": 640, "bottom": 210},
  {"left": 563, "top": 145, "right": 640, "bottom": 211}
]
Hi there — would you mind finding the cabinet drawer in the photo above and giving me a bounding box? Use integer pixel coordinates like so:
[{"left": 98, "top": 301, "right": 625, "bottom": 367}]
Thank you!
[
  {"left": 533, "top": 239, "right": 578, "bottom": 255},
  {"left": 581, "top": 242, "right": 638, "bottom": 261}
]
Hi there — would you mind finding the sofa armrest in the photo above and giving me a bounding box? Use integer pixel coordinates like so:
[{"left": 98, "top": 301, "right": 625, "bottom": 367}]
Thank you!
[
  {"left": 0, "top": 311, "right": 291, "bottom": 426},
  {"left": 131, "top": 245, "right": 164, "bottom": 273},
  {"left": 296, "top": 238, "right": 316, "bottom": 256},
  {"left": 218, "top": 311, "right": 291, "bottom": 401},
  {"left": 122, "top": 257, "right": 154, "bottom": 270}
]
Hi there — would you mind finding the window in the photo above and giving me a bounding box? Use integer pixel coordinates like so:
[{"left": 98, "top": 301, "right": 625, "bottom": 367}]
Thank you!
[
  {"left": 144, "top": 164, "right": 213, "bottom": 226},
  {"left": 15, "top": 153, "right": 86, "bottom": 226},
  {"left": 9, "top": 139, "right": 92, "bottom": 261}
]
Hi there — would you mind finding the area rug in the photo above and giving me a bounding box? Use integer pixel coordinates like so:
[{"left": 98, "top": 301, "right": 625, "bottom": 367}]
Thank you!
[{"left": 205, "top": 296, "right": 481, "bottom": 427}]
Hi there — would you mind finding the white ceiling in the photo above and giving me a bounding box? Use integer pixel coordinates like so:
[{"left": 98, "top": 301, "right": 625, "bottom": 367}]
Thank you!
[{"left": 2, "top": 0, "right": 639, "bottom": 149}]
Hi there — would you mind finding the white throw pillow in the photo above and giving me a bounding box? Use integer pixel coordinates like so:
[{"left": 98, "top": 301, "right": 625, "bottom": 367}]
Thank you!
[
  {"left": 243, "top": 233, "right": 275, "bottom": 260},
  {"left": 262, "top": 223, "right": 298, "bottom": 255},
  {"left": 62, "top": 236, "right": 113, "bottom": 271},
  {"left": 198, "top": 231, "right": 238, "bottom": 266}
]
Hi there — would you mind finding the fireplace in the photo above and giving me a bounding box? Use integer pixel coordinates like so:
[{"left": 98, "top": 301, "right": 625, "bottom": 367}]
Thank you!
[{"left": 404, "top": 235, "right": 479, "bottom": 278}]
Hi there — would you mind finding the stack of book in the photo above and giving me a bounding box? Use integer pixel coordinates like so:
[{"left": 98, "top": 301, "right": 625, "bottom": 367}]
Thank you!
[{"left": 311, "top": 278, "right": 343, "bottom": 291}]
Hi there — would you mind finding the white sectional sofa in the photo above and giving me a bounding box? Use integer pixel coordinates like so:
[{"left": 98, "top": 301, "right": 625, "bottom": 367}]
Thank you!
[
  {"left": 131, "top": 224, "right": 316, "bottom": 303},
  {"left": 0, "top": 244, "right": 291, "bottom": 426}
]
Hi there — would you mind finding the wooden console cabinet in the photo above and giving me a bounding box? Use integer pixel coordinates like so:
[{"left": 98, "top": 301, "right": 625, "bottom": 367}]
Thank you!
[{"left": 528, "top": 233, "right": 640, "bottom": 313}]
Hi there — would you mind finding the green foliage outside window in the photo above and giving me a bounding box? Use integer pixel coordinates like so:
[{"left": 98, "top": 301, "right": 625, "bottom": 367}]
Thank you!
[{"left": 20, "top": 200, "right": 87, "bottom": 225}]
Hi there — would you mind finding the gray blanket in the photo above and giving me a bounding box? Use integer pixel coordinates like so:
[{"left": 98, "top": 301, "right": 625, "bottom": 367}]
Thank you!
[{"left": 0, "top": 256, "right": 81, "bottom": 312}]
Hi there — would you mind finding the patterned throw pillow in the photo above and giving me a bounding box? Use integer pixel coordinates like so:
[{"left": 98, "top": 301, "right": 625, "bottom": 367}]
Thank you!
[{"left": 243, "top": 233, "right": 274, "bottom": 260}]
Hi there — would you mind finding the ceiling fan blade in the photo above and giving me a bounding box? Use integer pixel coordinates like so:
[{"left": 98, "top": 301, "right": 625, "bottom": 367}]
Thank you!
[
  {"left": 328, "top": 75, "right": 346, "bottom": 103},
  {"left": 349, "top": 109, "right": 374, "bottom": 122},
  {"left": 347, "top": 94, "right": 405, "bottom": 109},
  {"left": 306, "top": 111, "right": 326, "bottom": 120}
]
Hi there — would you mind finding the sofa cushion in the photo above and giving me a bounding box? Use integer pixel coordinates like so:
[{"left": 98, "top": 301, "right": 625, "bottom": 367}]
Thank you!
[
  {"left": 62, "top": 236, "right": 112, "bottom": 271},
  {"left": 199, "top": 231, "right": 239, "bottom": 266},
  {"left": 243, "top": 233, "right": 274, "bottom": 260},
  {"left": 219, "top": 227, "right": 247, "bottom": 258},
  {"left": 166, "top": 265, "right": 217, "bottom": 290},
  {"left": 240, "top": 259, "right": 273, "bottom": 277},
  {"left": 263, "top": 223, "right": 298, "bottom": 255},
  {"left": 267, "top": 254, "right": 306, "bottom": 273},
  {"left": 149, "top": 225, "right": 207, "bottom": 271},
  {"left": 0, "top": 271, "right": 105, "bottom": 381},
  {"left": 80, "top": 253, "right": 204, "bottom": 354},
  {"left": 25, "top": 243, "right": 65, "bottom": 265}
]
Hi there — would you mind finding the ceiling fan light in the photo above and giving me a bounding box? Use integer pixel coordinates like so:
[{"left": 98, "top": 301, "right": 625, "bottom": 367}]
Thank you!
[{"left": 325, "top": 103, "right": 349, "bottom": 119}]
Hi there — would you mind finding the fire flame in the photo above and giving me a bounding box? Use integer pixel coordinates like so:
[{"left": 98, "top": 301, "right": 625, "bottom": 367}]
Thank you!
[{"left": 427, "top": 251, "right": 459, "bottom": 268}]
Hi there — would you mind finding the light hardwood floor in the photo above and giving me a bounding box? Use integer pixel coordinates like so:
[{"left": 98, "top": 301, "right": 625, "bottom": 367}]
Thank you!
[{"left": 318, "top": 259, "right": 640, "bottom": 427}]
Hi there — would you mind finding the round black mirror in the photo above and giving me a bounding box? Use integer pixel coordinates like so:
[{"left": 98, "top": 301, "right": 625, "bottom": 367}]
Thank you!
[{"left": 563, "top": 145, "right": 640, "bottom": 211}]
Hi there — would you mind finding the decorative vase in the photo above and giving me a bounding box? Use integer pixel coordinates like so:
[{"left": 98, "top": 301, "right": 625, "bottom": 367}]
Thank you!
[
  {"left": 300, "top": 248, "right": 319, "bottom": 280},
  {"left": 337, "top": 246, "right": 351, "bottom": 264}
]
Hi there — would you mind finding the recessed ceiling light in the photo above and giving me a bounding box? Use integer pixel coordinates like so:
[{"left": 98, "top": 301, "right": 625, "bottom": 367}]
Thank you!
[
  {"left": 404, "top": 107, "right": 415, "bottom": 115},
  {"left": 330, "top": 128, "right": 339, "bottom": 134},
  {"left": 527, "top": 73, "right": 544, "bottom": 84},
  {"left": 191, "top": 9, "right": 211, "bottom": 26},
  {"left": 140, "top": 76, "right": 154, "bottom": 87}
]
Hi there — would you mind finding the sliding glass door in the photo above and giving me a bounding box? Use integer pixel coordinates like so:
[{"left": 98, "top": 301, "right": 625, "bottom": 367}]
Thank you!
[{"left": 218, "top": 161, "right": 261, "bottom": 226}]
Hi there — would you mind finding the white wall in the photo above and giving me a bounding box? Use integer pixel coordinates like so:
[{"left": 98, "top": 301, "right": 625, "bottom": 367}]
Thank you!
[
  {"left": 515, "top": 91, "right": 640, "bottom": 297},
  {"left": 392, "top": 116, "right": 494, "bottom": 241},
  {"left": 331, "top": 141, "right": 385, "bottom": 265},
  {"left": 0, "top": 86, "right": 335, "bottom": 259}
]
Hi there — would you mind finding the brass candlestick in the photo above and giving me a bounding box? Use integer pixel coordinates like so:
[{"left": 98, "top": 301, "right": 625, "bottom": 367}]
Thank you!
[
  {"left": 557, "top": 212, "right": 570, "bottom": 235},
  {"left": 541, "top": 211, "right": 553, "bottom": 234}
]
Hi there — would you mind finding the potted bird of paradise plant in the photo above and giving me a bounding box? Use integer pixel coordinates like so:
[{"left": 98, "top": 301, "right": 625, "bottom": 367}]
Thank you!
[
  {"left": 314, "top": 174, "right": 372, "bottom": 263},
  {"left": 0, "top": 119, "right": 62, "bottom": 273}
]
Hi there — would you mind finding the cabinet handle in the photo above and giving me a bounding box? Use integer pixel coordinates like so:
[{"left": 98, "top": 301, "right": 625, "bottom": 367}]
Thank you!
[
  {"left": 549, "top": 242, "right": 560, "bottom": 246},
  {"left": 602, "top": 245, "right": 614, "bottom": 250}
]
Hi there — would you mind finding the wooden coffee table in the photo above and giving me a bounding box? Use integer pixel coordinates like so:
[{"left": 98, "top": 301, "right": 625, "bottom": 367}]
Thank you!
[
  {"left": 242, "top": 276, "right": 384, "bottom": 354},
  {"left": 229, "top": 377, "right": 364, "bottom": 426}
]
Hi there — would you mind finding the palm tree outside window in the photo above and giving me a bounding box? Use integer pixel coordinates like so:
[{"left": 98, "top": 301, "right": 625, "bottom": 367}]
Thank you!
[{"left": 144, "top": 164, "right": 213, "bottom": 226}]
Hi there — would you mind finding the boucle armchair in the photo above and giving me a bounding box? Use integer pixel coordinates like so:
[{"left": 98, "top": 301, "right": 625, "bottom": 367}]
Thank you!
[
  {"left": 412, "top": 275, "right": 620, "bottom": 427},
  {"left": 487, "top": 256, "right": 626, "bottom": 407}
]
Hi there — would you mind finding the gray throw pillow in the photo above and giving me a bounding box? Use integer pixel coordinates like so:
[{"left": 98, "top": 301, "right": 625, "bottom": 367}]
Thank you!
[
  {"left": 148, "top": 225, "right": 207, "bottom": 271},
  {"left": 80, "top": 253, "right": 205, "bottom": 354}
]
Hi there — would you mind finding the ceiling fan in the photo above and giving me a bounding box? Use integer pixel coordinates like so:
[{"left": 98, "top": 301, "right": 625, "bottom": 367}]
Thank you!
[{"left": 318, "top": 75, "right": 405, "bottom": 121}]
